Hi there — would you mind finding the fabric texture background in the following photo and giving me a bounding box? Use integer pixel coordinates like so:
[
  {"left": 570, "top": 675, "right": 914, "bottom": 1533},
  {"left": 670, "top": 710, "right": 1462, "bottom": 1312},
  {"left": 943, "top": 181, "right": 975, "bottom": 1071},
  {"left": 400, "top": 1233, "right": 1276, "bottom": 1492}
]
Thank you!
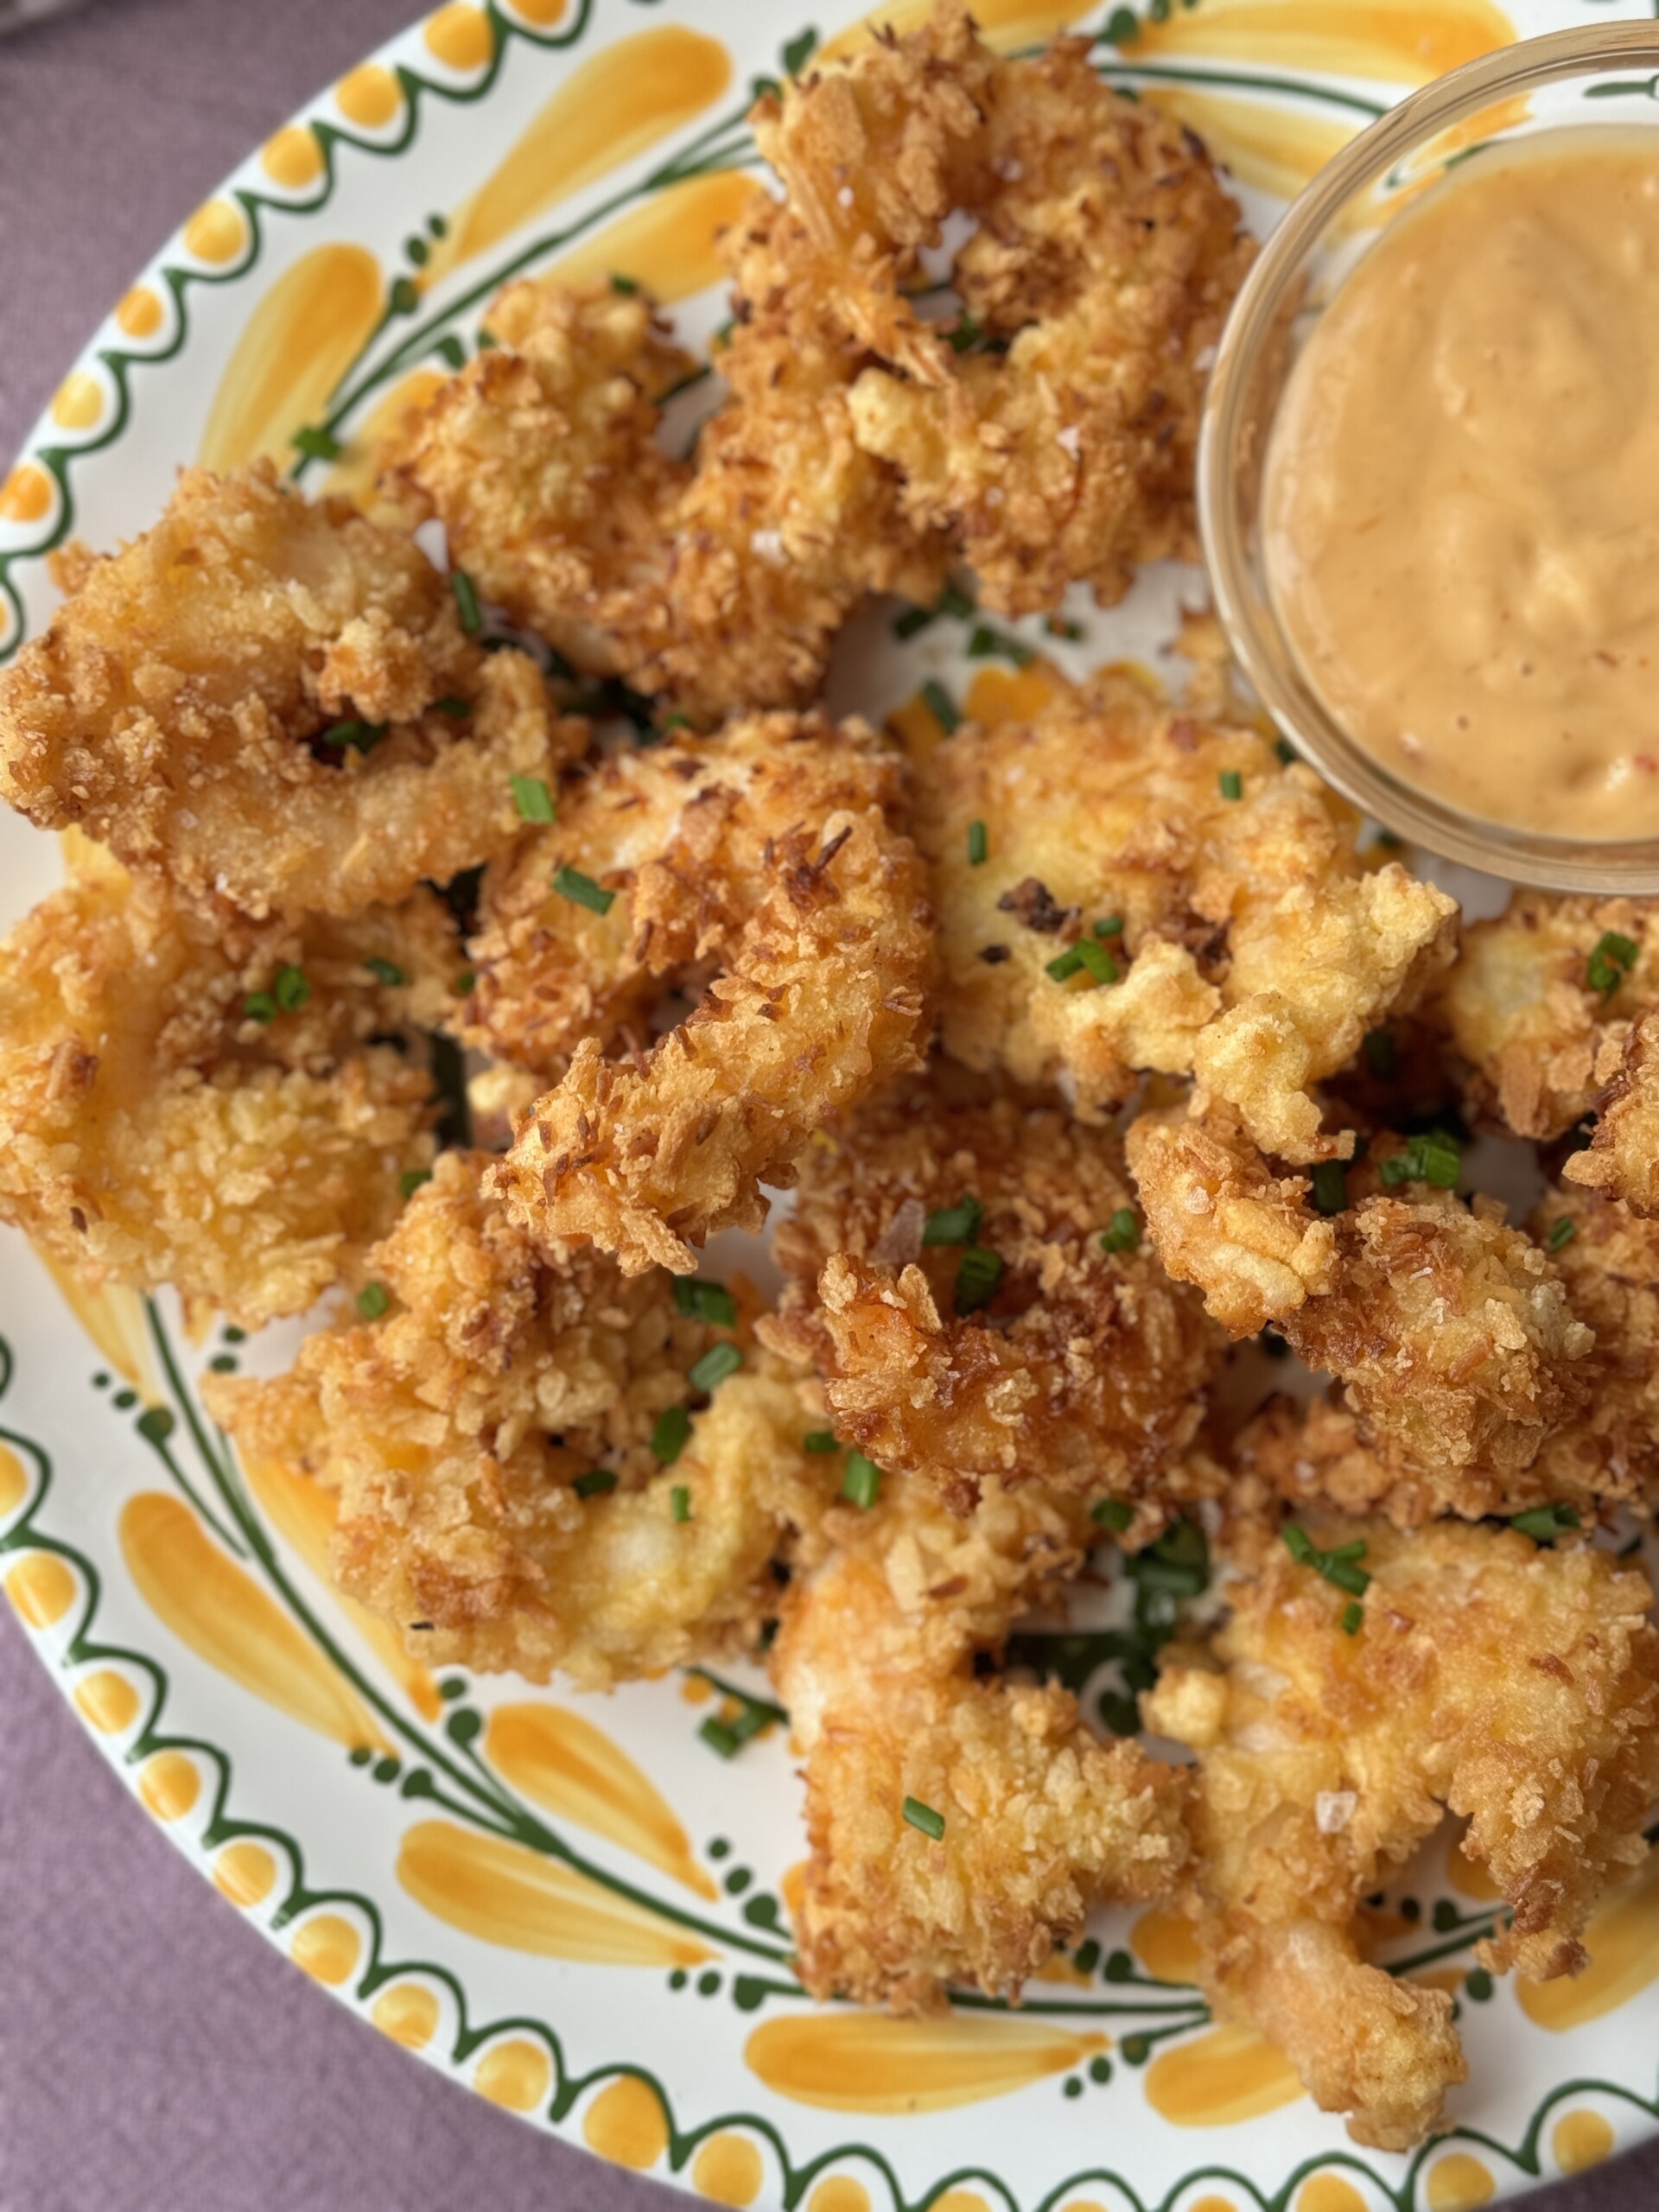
[{"left": 0, "top": 3, "right": 1652, "bottom": 2207}]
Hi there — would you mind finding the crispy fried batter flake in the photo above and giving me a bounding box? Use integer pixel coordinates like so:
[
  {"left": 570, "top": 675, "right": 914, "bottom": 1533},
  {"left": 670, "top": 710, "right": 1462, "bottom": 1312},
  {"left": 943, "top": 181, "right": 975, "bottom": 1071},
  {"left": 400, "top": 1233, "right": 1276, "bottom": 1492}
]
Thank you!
[
  {"left": 0, "top": 853, "right": 456, "bottom": 1325},
  {"left": 918, "top": 671, "right": 1456, "bottom": 1163},
  {"left": 1564, "top": 1011, "right": 1659, "bottom": 1215},
  {"left": 772, "top": 1469, "right": 1188, "bottom": 2011},
  {"left": 760, "top": 1072, "right": 1223, "bottom": 1510},
  {"left": 207, "top": 1150, "right": 834, "bottom": 1685},
  {"left": 490, "top": 713, "right": 934, "bottom": 1274},
  {"left": 1146, "top": 1506, "right": 1659, "bottom": 2148},
  {"left": 0, "top": 461, "right": 581, "bottom": 918}
]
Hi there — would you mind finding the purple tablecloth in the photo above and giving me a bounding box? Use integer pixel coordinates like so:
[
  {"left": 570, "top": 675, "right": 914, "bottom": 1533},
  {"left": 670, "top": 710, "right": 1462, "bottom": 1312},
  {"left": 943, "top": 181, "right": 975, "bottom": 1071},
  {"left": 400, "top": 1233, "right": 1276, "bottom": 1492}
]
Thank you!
[{"left": 0, "top": 5, "right": 1653, "bottom": 2207}]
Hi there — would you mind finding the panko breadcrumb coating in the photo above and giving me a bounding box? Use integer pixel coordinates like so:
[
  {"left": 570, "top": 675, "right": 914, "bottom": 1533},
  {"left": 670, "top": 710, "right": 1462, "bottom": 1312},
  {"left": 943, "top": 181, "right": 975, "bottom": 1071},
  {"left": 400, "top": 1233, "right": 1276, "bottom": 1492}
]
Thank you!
[
  {"left": 491, "top": 712, "right": 933, "bottom": 1274},
  {"left": 1440, "top": 889, "right": 1659, "bottom": 1141},
  {"left": 754, "top": 3, "right": 1254, "bottom": 613},
  {"left": 0, "top": 854, "right": 458, "bottom": 1325},
  {"left": 772, "top": 1467, "right": 1189, "bottom": 2012},
  {"left": 1528, "top": 1180, "right": 1659, "bottom": 1507},
  {"left": 0, "top": 461, "right": 581, "bottom": 918},
  {"left": 918, "top": 671, "right": 1456, "bottom": 1162},
  {"left": 1563, "top": 1010, "right": 1659, "bottom": 1214},
  {"left": 207, "top": 1150, "right": 836, "bottom": 1685},
  {"left": 1145, "top": 1503, "right": 1659, "bottom": 2148},
  {"left": 1128, "top": 1109, "right": 1600, "bottom": 1516},
  {"left": 385, "top": 200, "right": 947, "bottom": 722},
  {"left": 759, "top": 1072, "right": 1224, "bottom": 1511}
]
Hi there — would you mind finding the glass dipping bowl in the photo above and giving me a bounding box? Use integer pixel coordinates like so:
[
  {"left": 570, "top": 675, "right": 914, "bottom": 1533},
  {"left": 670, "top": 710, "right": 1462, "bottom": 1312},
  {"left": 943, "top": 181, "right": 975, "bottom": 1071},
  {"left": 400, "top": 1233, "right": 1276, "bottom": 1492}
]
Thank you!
[{"left": 1198, "top": 20, "right": 1659, "bottom": 892}]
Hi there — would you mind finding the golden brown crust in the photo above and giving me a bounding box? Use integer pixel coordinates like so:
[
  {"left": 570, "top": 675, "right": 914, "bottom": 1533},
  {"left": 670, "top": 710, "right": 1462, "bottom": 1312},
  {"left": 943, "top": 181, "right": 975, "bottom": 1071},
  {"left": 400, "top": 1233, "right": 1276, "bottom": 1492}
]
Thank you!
[{"left": 1564, "top": 1010, "right": 1659, "bottom": 1214}]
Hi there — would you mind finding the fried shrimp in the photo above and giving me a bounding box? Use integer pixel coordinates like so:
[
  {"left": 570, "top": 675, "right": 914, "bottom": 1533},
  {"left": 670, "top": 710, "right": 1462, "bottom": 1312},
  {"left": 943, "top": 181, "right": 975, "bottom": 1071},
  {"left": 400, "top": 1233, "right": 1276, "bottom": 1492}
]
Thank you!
[
  {"left": 1528, "top": 1180, "right": 1659, "bottom": 1505},
  {"left": 0, "top": 853, "right": 460, "bottom": 1325},
  {"left": 1440, "top": 889, "right": 1659, "bottom": 1141},
  {"left": 490, "top": 713, "right": 933, "bottom": 1275},
  {"left": 1128, "top": 1109, "right": 1599, "bottom": 1515},
  {"left": 753, "top": 3, "right": 1254, "bottom": 613},
  {"left": 385, "top": 204, "right": 947, "bottom": 722},
  {"left": 0, "top": 461, "right": 579, "bottom": 918},
  {"left": 1145, "top": 1505, "right": 1659, "bottom": 2148},
  {"left": 207, "top": 1149, "right": 835, "bottom": 1685},
  {"left": 758, "top": 1072, "right": 1223, "bottom": 1512},
  {"left": 918, "top": 671, "right": 1456, "bottom": 1161},
  {"left": 1563, "top": 1011, "right": 1659, "bottom": 1214},
  {"left": 771, "top": 1467, "right": 1189, "bottom": 2012}
]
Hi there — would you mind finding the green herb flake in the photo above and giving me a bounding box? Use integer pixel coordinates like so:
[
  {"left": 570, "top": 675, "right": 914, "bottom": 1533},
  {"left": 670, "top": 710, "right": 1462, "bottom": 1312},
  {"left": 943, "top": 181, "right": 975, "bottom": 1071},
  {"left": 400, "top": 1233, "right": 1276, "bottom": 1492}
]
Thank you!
[
  {"left": 1091, "top": 1497, "right": 1134, "bottom": 1532},
  {"left": 512, "top": 774, "right": 556, "bottom": 824},
  {"left": 1510, "top": 1502, "right": 1581, "bottom": 1542},
  {"left": 1310, "top": 1160, "right": 1348, "bottom": 1217},
  {"left": 1274, "top": 736, "right": 1296, "bottom": 766},
  {"left": 1218, "top": 768, "right": 1243, "bottom": 801},
  {"left": 453, "top": 969, "right": 477, "bottom": 997},
  {"left": 291, "top": 424, "right": 341, "bottom": 461},
  {"left": 1548, "top": 1216, "right": 1578, "bottom": 1254},
  {"left": 1282, "top": 1522, "right": 1372, "bottom": 1602},
  {"left": 450, "top": 568, "right": 481, "bottom": 635},
  {"left": 923, "top": 1194, "right": 982, "bottom": 1248},
  {"left": 321, "top": 717, "right": 386, "bottom": 752},
  {"left": 1046, "top": 939, "right": 1117, "bottom": 987},
  {"left": 920, "top": 678, "right": 960, "bottom": 734},
  {"left": 1101, "top": 1207, "right": 1140, "bottom": 1255},
  {"left": 1379, "top": 1128, "right": 1461, "bottom": 1191},
  {"left": 553, "top": 864, "right": 616, "bottom": 916},
  {"left": 243, "top": 991, "right": 276, "bottom": 1026},
  {"left": 803, "top": 1429, "right": 838, "bottom": 1453},
  {"left": 893, "top": 603, "right": 935, "bottom": 640},
  {"left": 357, "top": 1281, "right": 391, "bottom": 1321},
  {"left": 948, "top": 312, "right": 984, "bottom": 354},
  {"left": 902, "top": 1795, "right": 946, "bottom": 1840},
  {"left": 399, "top": 1168, "right": 432, "bottom": 1200},
  {"left": 671, "top": 1484, "right": 692, "bottom": 1523},
  {"left": 1588, "top": 929, "right": 1639, "bottom": 996},
  {"left": 275, "top": 963, "right": 311, "bottom": 1013},
  {"left": 431, "top": 695, "right": 472, "bottom": 717},
  {"left": 967, "top": 819, "right": 988, "bottom": 866},
  {"left": 842, "top": 1452, "right": 881, "bottom": 1509},
  {"left": 652, "top": 1405, "right": 692, "bottom": 1465},
  {"left": 673, "top": 1277, "right": 738, "bottom": 1330},
  {"left": 688, "top": 1342, "right": 742, "bottom": 1395},
  {"left": 1340, "top": 1599, "right": 1364, "bottom": 1636},
  {"left": 609, "top": 271, "right": 639, "bottom": 295},
  {"left": 574, "top": 1467, "right": 619, "bottom": 1499},
  {"left": 1363, "top": 1028, "right": 1397, "bottom": 1081},
  {"left": 1094, "top": 913, "right": 1124, "bottom": 937},
  {"left": 955, "top": 1245, "right": 1004, "bottom": 1315},
  {"left": 967, "top": 622, "right": 1033, "bottom": 668},
  {"left": 365, "top": 957, "right": 407, "bottom": 988}
]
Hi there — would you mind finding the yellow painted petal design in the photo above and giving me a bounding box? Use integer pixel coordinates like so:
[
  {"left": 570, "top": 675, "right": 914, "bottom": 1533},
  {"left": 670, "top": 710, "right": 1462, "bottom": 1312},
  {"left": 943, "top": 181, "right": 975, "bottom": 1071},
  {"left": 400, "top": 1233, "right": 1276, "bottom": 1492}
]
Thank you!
[
  {"left": 1130, "top": 1906, "right": 1201, "bottom": 1985},
  {"left": 486, "top": 1700, "right": 716, "bottom": 1898},
  {"left": 424, "top": 27, "right": 733, "bottom": 286},
  {"left": 1127, "top": 0, "right": 1513, "bottom": 83},
  {"left": 397, "top": 1819, "right": 715, "bottom": 1967},
  {"left": 323, "top": 369, "right": 449, "bottom": 512},
  {"left": 240, "top": 1454, "right": 440, "bottom": 1720},
  {"left": 1518, "top": 1853, "right": 1659, "bottom": 2031},
  {"left": 744, "top": 2013, "right": 1107, "bottom": 2113},
  {"left": 1144, "top": 2021, "right": 1306, "bottom": 2126},
  {"left": 120, "top": 1492, "right": 389, "bottom": 1751},
  {"left": 535, "top": 170, "right": 759, "bottom": 308},
  {"left": 1143, "top": 88, "right": 1358, "bottom": 203},
  {"left": 823, "top": 0, "right": 1096, "bottom": 61},
  {"left": 32, "top": 1244, "right": 161, "bottom": 1403},
  {"left": 198, "top": 244, "right": 384, "bottom": 473},
  {"left": 964, "top": 661, "right": 1069, "bottom": 728}
]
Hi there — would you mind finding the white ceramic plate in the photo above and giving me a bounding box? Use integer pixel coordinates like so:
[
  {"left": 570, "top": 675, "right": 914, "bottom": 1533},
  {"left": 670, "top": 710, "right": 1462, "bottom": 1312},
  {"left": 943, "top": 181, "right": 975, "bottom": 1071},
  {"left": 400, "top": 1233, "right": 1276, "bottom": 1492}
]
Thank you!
[{"left": 3, "top": 3, "right": 1657, "bottom": 2207}]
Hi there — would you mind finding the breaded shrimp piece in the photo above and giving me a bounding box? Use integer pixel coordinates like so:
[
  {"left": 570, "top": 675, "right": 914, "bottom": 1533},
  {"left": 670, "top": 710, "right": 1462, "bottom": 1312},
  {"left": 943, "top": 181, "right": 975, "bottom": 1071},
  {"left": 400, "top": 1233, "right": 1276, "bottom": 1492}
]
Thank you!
[
  {"left": 919, "top": 671, "right": 1456, "bottom": 1161},
  {"left": 754, "top": 3, "right": 1253, "bottom": 613},
  {"left": 1128, "top": 1109, "right": 1598, "bottom": 1509},
  {"left": 759, "top": 1073, "right": 1223, "bottom": 1511},
  {"left": 0, "top": 857, "right": 460, "bottom": 1326},
  {"left": 1564, "top": 1011, "right": 1659, "bottom": 1214},
  {"left": 0, "top": 461, "right": 579, "bottom": 918},
  {"left": 385, "top": 209, "right": 946, "bottom": 721},
  {"left": 207, "top": 1150, "right": 835, "bottom": 1686},
  {"left": 1440, "top": 890, "right": 1659, "bottom": 1141},
  {"left": 1145, "top": 1507, "right": 1659, "bottom": 2148},
  {"left": 491, "top": 713, "right": 933, "bottom": 1274},
  {"left": 772, "top": 1469, "right": 1189, "bottom": 2012},
  {"left": 1528, "top": 1180, "right": 1659, "bottom": 1506}
]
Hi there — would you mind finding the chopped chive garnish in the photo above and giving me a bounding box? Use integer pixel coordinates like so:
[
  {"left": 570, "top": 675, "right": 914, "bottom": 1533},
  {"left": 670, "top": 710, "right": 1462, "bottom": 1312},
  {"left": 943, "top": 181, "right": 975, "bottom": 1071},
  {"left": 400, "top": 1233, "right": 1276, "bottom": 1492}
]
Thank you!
[
  {"left": 1046, "top": 939, "right": 1118, "bottom": 986},
  {"left": 275, "top": 963, "right": 311, "bottom": 1013},
  {"left": 939, "top": 584, "right": 976, "bottom": 620},
  {"left": 842, "top": 1452, "right": 881, "bottom": 1508},
  {"left": 694, "top": 1676, "right": 784, "bottom": 1758},
  {"left": 399, "top": 1168, "right": 432, "bottom": 1199},
  {"left": 1510, "top": 1502, "right": 1581, "bottom": 1542},
  {"left": 431, "top": 695, "right": 472, "bottom": 717},
  {"left": 1045, "top": 613, "right": 1084, "bottom": 641},
  {"left": 574, "top": 1468, "right": 618, "bottom": 1498},
  {"left": 321, "top": 717, "right": 386, "bottom": 751},
  {"left": 923, "top": 1194, "right": 982, "bottom": 1248},
  {"left": 1548, "top": 1216, "right": 1578, "bottom": 1254},
  {"left": 1091, "top": 1497, "right": 1134, "bottom": 1532},
  {"left": 453, "top": 969, "right": 477, "bottom": 996},
  {"left": 948, "top": 312, "right": 984, "bottom": 353},
  {"left": 357, "top": 1281, "right": 390, "bottom": 1321},
  {"left": 1218, "top": 768, "right": 1243, "bottom": 801},
  {"left": 1274, "top": 736, "right": 1296, "bottom": 766},
  {"left": 659, "top": 711, "right": 693, "bottom": 733},
  {"left": 1101, "top": 1207, "right": 1140, "bottom": 1255},
  {"left": 804, "top": 1429, "right": 838, "bottom": 1453},
  {"left": 243, "top": 991, "right": 276, "bottom": 1025},
  {"left": 699, "top": 1718, "right": 741, "bottom": 1758},
  {"left": 609, "top": 271, "right": 639, "bottom": 295},
  {"left": 290, "top": 424, "right": 340, "bottom": 461},
  {"left": 673, "top": 1277, "right": 738, "bottom": 1329},
  {"left": 1310, "top": 1160, "right": 1348, "bottom": 1216},
  {"left": 1379, "top": 1128, "right": 1461, "bottom": 1191},
  {"left": 1588, "top": 929, "right": 1639, "bottom": 996},
  {"left": 920, "top": 679, "right": 959, "bottom": 734},
  {"left": 955, "top": 1246, "right": 1004, "bottom": 1314},
  {"left": 688, "top": 1342, "right": 742, "bottom": 1395},
  {"left": 1340, "top": 1599, "right": 1364, "bottom": 1636},
  {"left": 967, "top": 622, "right": 1033, "bottom": 668},
  {"left": 553, "top": 864, "right": 616, "bottom": 915},
  {"left": 1374, "top": 829, "right": 1404, "bottom": 851},
  {"left": 365, "top": 957, "right": 407, "bottom": 988},
  {"left": 1363, "top": 1028, "right": 1396, "bottom": 1080},
  {"left": 903, "top": 1796, "right": 945, "bottom": 1840},
  {"left": 967, "top": 819, "right": 988, "bottom": 866},
  {"left": 652, "top": 1405, "right": 692, "bottom": 1465},
  {"left": 450, "top": 568, "right": 481, "bottom": 634},
  {"left": 1095, "top": 913, "right": 1124, "bottom": 937},
  {"left": 671, "top": 1484, "right": 692, "bottom": 1523},
  {"left": 512, "top": 774, "right": 556, "bottom": 823},
  {"left": 1282, "top": 1522, "right": 1371, "bottom": 1599},
  {"left": 894, "top": 603, "right": 935, "bottom": 640}
]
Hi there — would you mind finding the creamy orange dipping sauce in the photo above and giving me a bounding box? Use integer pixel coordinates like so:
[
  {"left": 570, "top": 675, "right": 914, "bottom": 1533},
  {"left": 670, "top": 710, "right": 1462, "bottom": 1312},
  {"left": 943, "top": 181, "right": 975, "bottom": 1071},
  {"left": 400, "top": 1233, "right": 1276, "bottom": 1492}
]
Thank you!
[{"left": 1264, "top": 129, "right": 1659, "bottom": 842}]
